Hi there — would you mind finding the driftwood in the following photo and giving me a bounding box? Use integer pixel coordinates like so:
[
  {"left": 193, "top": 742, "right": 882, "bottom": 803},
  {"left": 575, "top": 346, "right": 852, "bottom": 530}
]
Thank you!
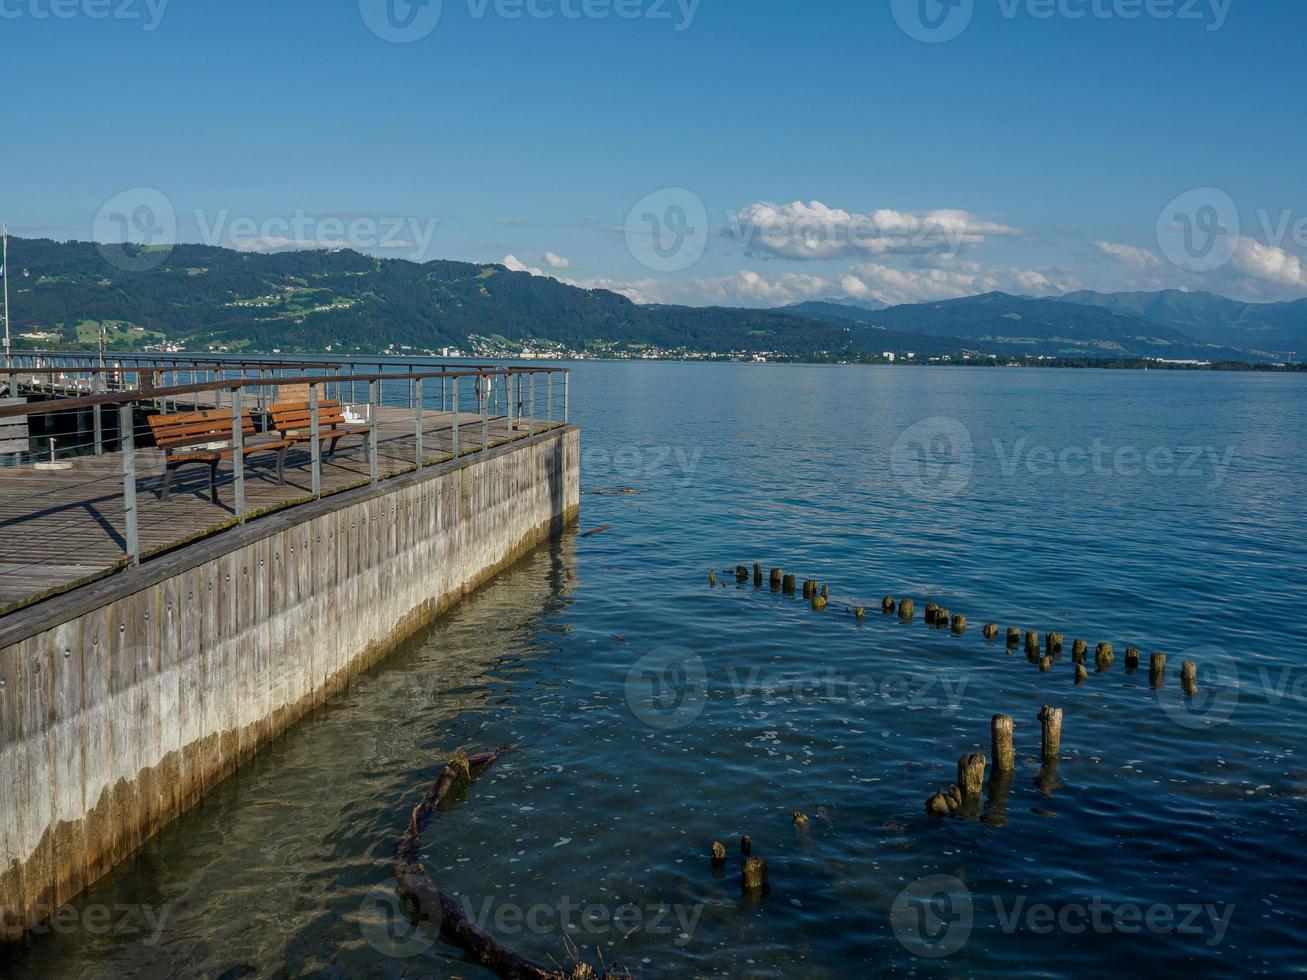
[{"left": 394, "top": 748, "right": 628, "bottom": 980}]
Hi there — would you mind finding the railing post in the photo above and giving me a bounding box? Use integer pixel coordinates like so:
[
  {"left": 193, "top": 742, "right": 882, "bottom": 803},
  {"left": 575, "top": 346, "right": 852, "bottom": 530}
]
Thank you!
[
  {"left": 547, "top": 372, "right": 553, "bottom": 424},
  {"left": 369, "top": 378, "right": 379, "bottom": 483},
  {"left": 120, "top": 402, "right": 140, "bottom": 565},
  {"left": 505, "top": 374, "right": 515, "bottom": 432},
  {"left": 451, "top": 376, "right": 460, "bottom": 458},
  {"left": 232, "top": 387, "right": 246, "bottom": 522},
  {"left": 481, "top": 374, "right": 490, "bottom": 455},
  {"left": 414, "top": 376, "right": 424, "bottom": 468},
  {"left": 310, "top": 384, "right": 322, "bottom": 497},
  {"left": 93, "top": 373, "right": 104, "bottom": 455},
  {"left": 563, "top": 370, "right": 569, "bottom": 423},
  {"left": 528, "top": 372, "right": 536, "bottom": 436}
]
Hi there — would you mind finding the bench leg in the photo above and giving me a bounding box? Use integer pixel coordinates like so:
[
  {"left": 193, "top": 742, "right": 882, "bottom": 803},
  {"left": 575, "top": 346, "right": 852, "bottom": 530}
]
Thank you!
[
  {"left": 209, "top": 460, "right": 220, "bottom": 506},
  {"left": 276, "top": 445, "right": 287, "bottom": 485},
  {"left": 327, "top": 436, "right": 341, "bottom": 458},
  {"left": 160, "top": 462, "right": 177, "bottom": 501}
]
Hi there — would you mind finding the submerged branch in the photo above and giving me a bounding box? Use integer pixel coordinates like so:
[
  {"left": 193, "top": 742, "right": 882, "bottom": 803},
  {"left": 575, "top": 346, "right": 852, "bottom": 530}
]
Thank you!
[{"left": 393, "top": 748, "right": 628, "bottom": 980}]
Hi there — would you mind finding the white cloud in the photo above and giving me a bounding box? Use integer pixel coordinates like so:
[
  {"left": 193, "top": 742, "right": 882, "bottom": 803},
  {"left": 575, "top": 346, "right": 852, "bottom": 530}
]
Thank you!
[
  {"left": 543, "top": 251, "right": 570, "bottom": 269},
  {"left": 230, "top": 237, "right": 352, "bottom": 253},
  {"left": 572, "top": 261, "right": 1076, "bottom": 308},
  {"left": 1231, "top": 238, "right": 1305, "bottom": 287},
  {"left": 1092, "top": 240, "right": 1163, "bottom": 268},
  {"left": 502, "top": 254, "right": 545, "bottom": 276},
  {"left": 723, "top": 201, "right": 1022, "bottom": 262}
]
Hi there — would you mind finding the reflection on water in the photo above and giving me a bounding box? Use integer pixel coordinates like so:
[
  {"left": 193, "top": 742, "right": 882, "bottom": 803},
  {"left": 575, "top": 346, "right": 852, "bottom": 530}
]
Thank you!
[{"left": 5, "top": 364, "right": 1307, "bottom": 979}]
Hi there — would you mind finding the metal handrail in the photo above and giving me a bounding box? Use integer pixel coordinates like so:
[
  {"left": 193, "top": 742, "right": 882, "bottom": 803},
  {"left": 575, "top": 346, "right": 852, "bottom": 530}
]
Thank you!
[{"left": 0, "top": 364, "right": 572, "bottom": 601}]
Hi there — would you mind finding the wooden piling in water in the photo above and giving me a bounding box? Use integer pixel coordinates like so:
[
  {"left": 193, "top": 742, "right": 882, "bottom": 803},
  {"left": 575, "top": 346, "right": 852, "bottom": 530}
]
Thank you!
[
  {"left": 820, "top": 584, "right": 829, "bottom": 600},
  {"left": 882, "top": 596, "right": 896, "bottom": 614},
  {"left": 802, "top": 580, "right": 814, "bottom": 599},
  {"left": 1046, "top": 632, "right": 1063, "bottom": 656},
  {"left": 952, "top": 614, "right": 967, "bottom": 635},
  {"left": 1037, "top": 705, "right": 1063, "bottom": 764},
  {"left": 898, "top": 599, "right": 914, "bottom": 621},
  {"left": 740, "top": 835, "right": 752, "bottom": 856},
  {"left": 736, "top": 565, "right": 749, "bottom": 582},
  {"left": 1040, "top": 655, "right": 1052, "bottom": 672},
  {"left": 770, "top": 567, "right": 783, "bottom": 587},
  {"left": 1181, "top": 660, "right": 1198, "bottom": 695},
  {"left": 753, "top": 563, "right": 763, "bottom": 586},
  {"left": 958, "top": 753, "right": 987, "bottom": 802},
  {"left": 925, "top": 603, "right": 941, "bottom": 625},
  {"left": 811, "top": 593, "right": 827, "bottom": 611},
  {"left": 711, "top": 840, "right": 727, "bottom": 867},
  {"left": 1150, "top": 652, "right": 1167, "bottom": 688},
  {"left": 783, "top": 574, "right": 796, "bottom": 594},
  {"left": 1025, "top": 631, "right": 1040, "bottom": 655},
  {"left": 926, "top": 792, "right": 951, "bottom": 817},
  {"left": 741, "top": 857, "right": 769, "bottom": 893},
  {"left": 1096, "top": 643, "right": 1114, "bottom": 672},
  {"left": 854, "top": 607, "right": 865, "bottom": 619},
  {"left": 991, "top": 715, "right": 1015, "bottom": 772},
  {"left": 1075, "top": 663, "right": 1088, "bottom": 685},
  {"left": 1125, "top": 647, "right": 1141, "bottom": 673},
  {"left": 1072, "top": 639, "right": 1088, "bottom": 663},
  {"left": 1007, "top": 627, "right": 1021, "bottom": 647},
  {"left": 708, "top": 570, "right": 717, "bottom": 586},
  {"left": 984, "top": 623, "right": 999, "bottom": 639}
]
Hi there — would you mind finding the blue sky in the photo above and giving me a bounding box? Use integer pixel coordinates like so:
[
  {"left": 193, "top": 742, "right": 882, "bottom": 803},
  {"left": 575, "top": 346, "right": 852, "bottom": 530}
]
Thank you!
[{"left": 3, "top": 0, "right": 1304, "bottom": 307}]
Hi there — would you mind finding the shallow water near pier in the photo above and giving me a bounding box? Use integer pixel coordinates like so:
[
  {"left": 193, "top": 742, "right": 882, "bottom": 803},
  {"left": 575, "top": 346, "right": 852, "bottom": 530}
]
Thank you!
[{"left": 6, "top": 363, "right": 1307, "bottom": 978}]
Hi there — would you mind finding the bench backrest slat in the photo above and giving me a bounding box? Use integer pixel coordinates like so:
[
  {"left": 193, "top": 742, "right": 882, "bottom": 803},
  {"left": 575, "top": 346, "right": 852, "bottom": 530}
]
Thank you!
[
  {"left": 270, "top": 400, "right": 356, "bottom": 432},
  {"left": 148, "top": 409, "right": 256, "bottom": 451}
]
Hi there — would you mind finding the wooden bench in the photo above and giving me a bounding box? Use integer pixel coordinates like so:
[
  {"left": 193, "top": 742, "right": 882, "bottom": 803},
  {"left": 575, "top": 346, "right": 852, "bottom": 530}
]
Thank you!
[
  {"left": 147, "top": 409, "right": 291, "bottom": 503},
  {"left": 269, "top": 399, "right": 373, "bottom": 461}
]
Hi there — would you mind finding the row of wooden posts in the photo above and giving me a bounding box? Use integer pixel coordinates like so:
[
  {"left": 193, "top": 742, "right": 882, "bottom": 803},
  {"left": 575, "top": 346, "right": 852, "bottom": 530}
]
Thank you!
[{"left": 711, "top": 563, "right": 1201, "bottom": 696}]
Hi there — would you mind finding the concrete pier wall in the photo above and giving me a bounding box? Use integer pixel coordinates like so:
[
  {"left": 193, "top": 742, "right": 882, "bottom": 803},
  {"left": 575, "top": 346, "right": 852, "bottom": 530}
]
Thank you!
[{"left": 0, "top": 426, "right": 579, "bottom": 939}]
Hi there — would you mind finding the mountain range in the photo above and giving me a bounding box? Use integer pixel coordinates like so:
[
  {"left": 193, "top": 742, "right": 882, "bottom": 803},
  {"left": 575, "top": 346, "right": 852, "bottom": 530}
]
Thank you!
[{"left": 4, "top": 237, "right": 1302, "bottom": 363}]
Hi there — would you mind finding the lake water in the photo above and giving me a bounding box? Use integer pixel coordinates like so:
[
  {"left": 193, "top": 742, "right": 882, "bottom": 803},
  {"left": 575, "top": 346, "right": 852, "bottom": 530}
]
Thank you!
[{"left": 6, "top": 363, "right": 1307, "bottom": 979}]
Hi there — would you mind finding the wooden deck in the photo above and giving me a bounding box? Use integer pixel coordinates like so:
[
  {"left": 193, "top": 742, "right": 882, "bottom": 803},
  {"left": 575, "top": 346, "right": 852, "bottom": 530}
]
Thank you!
[{"left": 0, "top": 407, "right": 563, "bottom": 615}]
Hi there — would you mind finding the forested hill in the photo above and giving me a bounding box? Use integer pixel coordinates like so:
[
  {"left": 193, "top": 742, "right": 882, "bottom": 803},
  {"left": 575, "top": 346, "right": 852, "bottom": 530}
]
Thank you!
[{"left": 5, "top": 237, "right": 972, "bottom": 358}]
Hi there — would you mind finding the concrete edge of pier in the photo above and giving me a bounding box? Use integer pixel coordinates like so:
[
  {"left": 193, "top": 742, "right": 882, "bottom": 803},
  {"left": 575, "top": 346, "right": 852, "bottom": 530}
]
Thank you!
[{"left": 0, "top": 424, "right": 580, "bottom": 941}]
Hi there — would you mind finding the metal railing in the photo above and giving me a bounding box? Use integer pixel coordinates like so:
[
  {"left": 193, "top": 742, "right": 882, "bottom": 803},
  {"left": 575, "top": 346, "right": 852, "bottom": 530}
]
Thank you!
[{"left": 0, "top": 363, "right": 569, "bottom": 614}]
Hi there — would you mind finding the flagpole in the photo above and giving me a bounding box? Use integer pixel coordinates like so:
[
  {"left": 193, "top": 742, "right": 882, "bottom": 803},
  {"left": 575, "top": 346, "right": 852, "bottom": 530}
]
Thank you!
[{"left": 2, "top": 224, "right": 10, "bottom": 370}]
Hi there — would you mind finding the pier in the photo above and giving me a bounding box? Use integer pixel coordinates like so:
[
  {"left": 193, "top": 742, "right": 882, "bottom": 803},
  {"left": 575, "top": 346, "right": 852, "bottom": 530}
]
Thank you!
[{"left": 0, "top": 357, "right": 579, "bottom": 940}]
